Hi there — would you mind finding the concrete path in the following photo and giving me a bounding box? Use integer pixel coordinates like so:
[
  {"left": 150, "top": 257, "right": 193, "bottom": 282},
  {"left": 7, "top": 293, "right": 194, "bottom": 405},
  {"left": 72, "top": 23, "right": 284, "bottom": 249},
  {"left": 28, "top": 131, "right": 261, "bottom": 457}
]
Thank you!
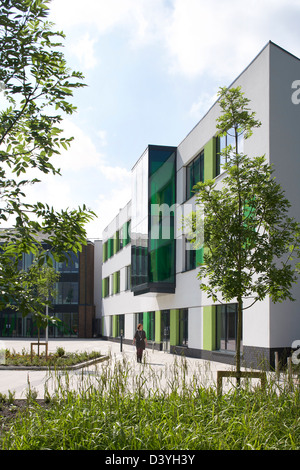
[{"left": 0, "top": 338, "right": 252, "bottom": 399}]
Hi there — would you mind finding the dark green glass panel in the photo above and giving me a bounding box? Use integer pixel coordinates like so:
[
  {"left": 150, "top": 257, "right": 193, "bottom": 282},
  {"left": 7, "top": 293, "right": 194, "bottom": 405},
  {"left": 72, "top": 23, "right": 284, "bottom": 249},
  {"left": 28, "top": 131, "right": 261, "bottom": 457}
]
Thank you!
[
  {"left": 131, "top": 145, "right": 176, "bottom": 294},
  {"left": 149, "top": 147, "right": 176, "bottom": 285}
]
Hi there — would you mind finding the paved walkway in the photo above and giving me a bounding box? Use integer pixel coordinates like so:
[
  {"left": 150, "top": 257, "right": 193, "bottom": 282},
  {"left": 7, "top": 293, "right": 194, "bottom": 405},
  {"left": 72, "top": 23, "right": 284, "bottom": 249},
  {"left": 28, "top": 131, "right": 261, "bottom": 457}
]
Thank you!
[{"left": 0, "top": 338, "right": 251, "bottom": 399}]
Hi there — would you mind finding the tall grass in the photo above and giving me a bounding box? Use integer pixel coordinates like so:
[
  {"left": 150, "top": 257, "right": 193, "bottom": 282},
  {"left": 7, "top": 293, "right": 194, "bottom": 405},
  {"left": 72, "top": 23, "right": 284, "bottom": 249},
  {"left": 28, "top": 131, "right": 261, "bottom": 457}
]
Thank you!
[{"left": 1, "top": 353, "right": 299, "bottom": 450}]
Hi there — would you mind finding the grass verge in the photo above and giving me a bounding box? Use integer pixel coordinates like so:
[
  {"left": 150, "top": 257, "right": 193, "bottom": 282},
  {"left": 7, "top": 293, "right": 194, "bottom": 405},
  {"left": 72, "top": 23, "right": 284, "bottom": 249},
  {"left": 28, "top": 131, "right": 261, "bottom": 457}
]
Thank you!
[{"left": 0, "top": 354, "right": 299, "bottom": 450}]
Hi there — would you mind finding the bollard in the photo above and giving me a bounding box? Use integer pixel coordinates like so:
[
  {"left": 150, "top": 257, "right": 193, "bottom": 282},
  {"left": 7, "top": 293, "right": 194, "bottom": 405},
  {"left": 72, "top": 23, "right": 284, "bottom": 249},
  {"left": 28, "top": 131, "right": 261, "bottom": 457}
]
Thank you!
[{"left": 120, "top": 329, "right": 123, "bottom": 352}]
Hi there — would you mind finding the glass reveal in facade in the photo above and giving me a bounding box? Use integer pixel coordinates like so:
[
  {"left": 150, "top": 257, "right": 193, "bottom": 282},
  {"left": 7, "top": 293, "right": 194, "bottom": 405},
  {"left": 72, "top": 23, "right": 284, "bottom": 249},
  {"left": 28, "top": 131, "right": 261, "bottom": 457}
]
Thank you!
[
  {"left": 216, "top": 128, "right": 244, "bottom": 176},
  {"left": 216, "top": 303, "right": 242, "bottom": 352},
  {"left": 131, "top": 145, "right": 176, "bottom": 295},
  {"left": 186, "top": 150, "right": 204, "bottom": 200}
]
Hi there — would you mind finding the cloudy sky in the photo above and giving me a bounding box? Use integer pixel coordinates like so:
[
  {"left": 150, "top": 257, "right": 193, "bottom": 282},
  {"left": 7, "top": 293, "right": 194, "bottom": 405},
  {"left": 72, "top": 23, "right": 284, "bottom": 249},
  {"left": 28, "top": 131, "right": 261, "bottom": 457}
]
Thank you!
[{"left": 28, "top": 0, "right": 300, "bottom": 239}]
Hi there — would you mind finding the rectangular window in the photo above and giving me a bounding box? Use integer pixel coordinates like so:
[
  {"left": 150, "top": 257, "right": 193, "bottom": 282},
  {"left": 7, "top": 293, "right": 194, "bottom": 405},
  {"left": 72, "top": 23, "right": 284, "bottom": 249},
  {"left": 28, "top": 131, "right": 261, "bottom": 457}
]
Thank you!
[
  {"left": 114, "top": 231, "right": 120, "bottom": 254},
  {"left": 102, "top": 276, "right": 110, "bottom": 298},
  {"left": 179, "top": 308, "right": 188, "bottom": 346},
  {"left": 161, "top": 310, "right": 170, "bottom": 342},
  {"left": 54, "top": 252, "right": 79, "bottom": 273},
  {"left": 185, "top": 238, "right": 196, "bottom": 271},
  {"left": 103, "top": 241, "right": 108, "bottom": 263},
  {"left": 186, "top": 150, "right": 204, "bottom": 200},
  {"left": 216, "top": 128, "right": 244, "bottom": 176},
  {"left": 136, "top": 312, "right": 144, "bottom": 328},
  {"left": 125, "top": 265, "right": 131, "bottom": 290},
  {"left": 216, "top": 303, "right": 242, "bottom": 352},
  {"left": 55, "top": 282, "right": 78, "bottom": 305},
  {"left": 117, "top": 314, "right": 125, "bottom": 337},
  {"left": 119, "top": 226, "right": 124, "bottom": 250}
]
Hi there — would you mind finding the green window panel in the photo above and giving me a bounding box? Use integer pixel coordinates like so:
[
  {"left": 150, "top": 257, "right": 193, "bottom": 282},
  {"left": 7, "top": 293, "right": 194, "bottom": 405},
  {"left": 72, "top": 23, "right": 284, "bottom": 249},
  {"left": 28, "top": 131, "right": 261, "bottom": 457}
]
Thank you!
[
  {"left": 112, "top": 315, "right": 118, "bottom": 338},
  {"left": 102, "top": 241, "right": 108, "bottom": 263},
  {"left": 203, "top": 305, "right": 216, "bottom": 351},
  {"left": 170, "top": 309, "right": 179, "bottom": 346},
  {"left": 102, "top": 277, "right": 110, "bottom": 298},
  {"left": 113, "top": 231, "right": 120, "bottom": 254},
  {"left": 196, "top": 247, "right": 204, "bottom": 265},
  {"left": 112, "top": 314, "right": 124, "bottom": 337},
  {"left": 142, "top": 311, "right": 155, "bottom": 341},
  {"left": 149, "top": 237, "right": 175, "bottom": 283},
  {"left": 148, "top": 146, "right": 176, "bottom": 286},
  {"left": 204, "top": 137, "right": 217, "bottom": 180},
  {"left": 107, "top": 238, "right": 114, "bottom": 258},
  {"left": 113, "top": 271, "right": 120, "bottom": 295},
  {"left": 123, "top": 220, "right": 131, "bottom": 246},
  {"left": 155, "top": 310, "right": 161, "bottom": 343}
]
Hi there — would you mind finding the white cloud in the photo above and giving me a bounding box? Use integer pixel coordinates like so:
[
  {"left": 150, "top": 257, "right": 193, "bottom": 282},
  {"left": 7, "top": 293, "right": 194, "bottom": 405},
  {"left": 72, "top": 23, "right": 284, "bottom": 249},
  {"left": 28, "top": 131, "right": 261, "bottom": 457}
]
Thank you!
[
  {"left": 50, "top": 0, "right": 171, "bottom": 49},
  {"left": 165, "top": 0, "right": 300, "bottom": 79},
  {"left": 190, "top": 91, "right": 219, "bottom": 120},
  {"left": 85, "top": 185, "right": 132, "bottom": 239},
  {"left": 100, "top": 165, "right": 131, "bottom": 182},
  {"left": 70, "top": 33, "right": 98, "bottom": 70},
  {"left": 49, "top": 0, "right": 300, "bottom": 82},
  {"left": 55, "top": 119, "right": 104, "bottom": 172},
  {"left": 50, "top": 0, "right": 137, "bottom": 32},
  {"left": 96, "top": 130, "right": 108, "bottom": 147},
  {"left": 18, "top": 118, "right": 132, "bottom": 237}
]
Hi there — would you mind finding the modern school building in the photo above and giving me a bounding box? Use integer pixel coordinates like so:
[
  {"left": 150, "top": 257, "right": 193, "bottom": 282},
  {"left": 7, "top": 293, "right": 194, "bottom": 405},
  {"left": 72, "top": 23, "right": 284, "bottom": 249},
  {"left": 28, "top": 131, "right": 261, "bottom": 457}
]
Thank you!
[{"left": 100, "top": 41, "right": 300, "bottom": 370}]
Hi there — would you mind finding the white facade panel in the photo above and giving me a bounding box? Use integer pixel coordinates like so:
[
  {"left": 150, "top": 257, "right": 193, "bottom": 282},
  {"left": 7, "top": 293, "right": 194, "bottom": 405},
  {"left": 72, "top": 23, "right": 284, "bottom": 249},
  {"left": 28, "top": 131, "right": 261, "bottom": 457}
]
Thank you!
[{"left": 188, "top": 307, "right": 203, "bottom": 350}]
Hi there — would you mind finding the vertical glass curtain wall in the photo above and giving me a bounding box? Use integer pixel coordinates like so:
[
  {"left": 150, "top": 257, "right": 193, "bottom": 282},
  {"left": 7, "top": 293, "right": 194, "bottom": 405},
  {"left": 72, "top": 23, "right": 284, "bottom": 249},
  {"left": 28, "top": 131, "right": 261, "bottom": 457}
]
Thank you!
[
  {"left": 0, "top": 250, "right": 80, "bottom": 338},
  {"left": 131, "top": 145, "right": 176, "bottom": 295}
]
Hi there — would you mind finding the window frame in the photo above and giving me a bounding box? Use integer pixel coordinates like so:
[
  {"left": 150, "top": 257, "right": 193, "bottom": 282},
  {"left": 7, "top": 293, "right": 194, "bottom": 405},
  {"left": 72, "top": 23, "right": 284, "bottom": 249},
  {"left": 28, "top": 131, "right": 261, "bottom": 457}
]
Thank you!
[{"left": 186, "top": 150, "right": 204, "bottom": 201}]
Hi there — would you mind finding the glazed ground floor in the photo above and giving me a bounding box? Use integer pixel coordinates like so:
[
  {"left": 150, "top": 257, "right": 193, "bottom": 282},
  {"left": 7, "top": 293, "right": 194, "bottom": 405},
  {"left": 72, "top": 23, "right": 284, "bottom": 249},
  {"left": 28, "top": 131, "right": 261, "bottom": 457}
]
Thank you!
[
  {"left": 101, "top": 304, "right": 290, "bottom": 370},
  {"left": 0, "top": 307, "right": 99, "bottom": 339}
]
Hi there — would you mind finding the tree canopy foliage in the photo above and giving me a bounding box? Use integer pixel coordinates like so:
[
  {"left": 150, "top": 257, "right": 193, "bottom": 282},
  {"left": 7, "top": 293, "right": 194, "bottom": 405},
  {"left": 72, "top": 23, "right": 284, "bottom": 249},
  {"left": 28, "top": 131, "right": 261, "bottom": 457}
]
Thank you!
[
  {"left": 186, "top": 86, "right": 300, "bottom": 376},
  {"left": 0, "top": 0, "right": 95, "bottom": 317}
]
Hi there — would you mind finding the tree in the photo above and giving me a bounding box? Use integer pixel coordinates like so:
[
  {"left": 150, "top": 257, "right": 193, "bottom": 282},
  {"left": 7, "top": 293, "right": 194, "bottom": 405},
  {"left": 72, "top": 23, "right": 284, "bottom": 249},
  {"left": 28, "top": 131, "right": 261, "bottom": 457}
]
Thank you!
[
  {"left": 187, "top": 86, "right": 300, "bottom": 381},
  {"left": 27, "top": 262, "right": 60, "bottom": 355},
  {"left": 0, "top": 0, "right": 95, "bottom": 317}
]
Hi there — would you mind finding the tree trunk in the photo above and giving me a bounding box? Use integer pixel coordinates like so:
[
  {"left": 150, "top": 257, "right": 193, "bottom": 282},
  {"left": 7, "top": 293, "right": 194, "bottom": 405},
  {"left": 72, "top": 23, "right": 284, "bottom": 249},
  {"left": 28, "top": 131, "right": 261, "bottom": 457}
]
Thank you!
[
  {"left": 38, "top": 328, "right": 40, "bottom": 357},
  {"left": 236, "top": 297, "right": 243, "bottom": 386}
]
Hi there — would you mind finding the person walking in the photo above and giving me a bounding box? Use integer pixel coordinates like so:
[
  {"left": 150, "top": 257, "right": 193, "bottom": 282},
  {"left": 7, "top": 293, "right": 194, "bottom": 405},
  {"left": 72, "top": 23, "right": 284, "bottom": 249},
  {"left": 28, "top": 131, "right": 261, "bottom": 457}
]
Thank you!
[{"left": 133, "top": 323, "right": 147, "bottom": 363}]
